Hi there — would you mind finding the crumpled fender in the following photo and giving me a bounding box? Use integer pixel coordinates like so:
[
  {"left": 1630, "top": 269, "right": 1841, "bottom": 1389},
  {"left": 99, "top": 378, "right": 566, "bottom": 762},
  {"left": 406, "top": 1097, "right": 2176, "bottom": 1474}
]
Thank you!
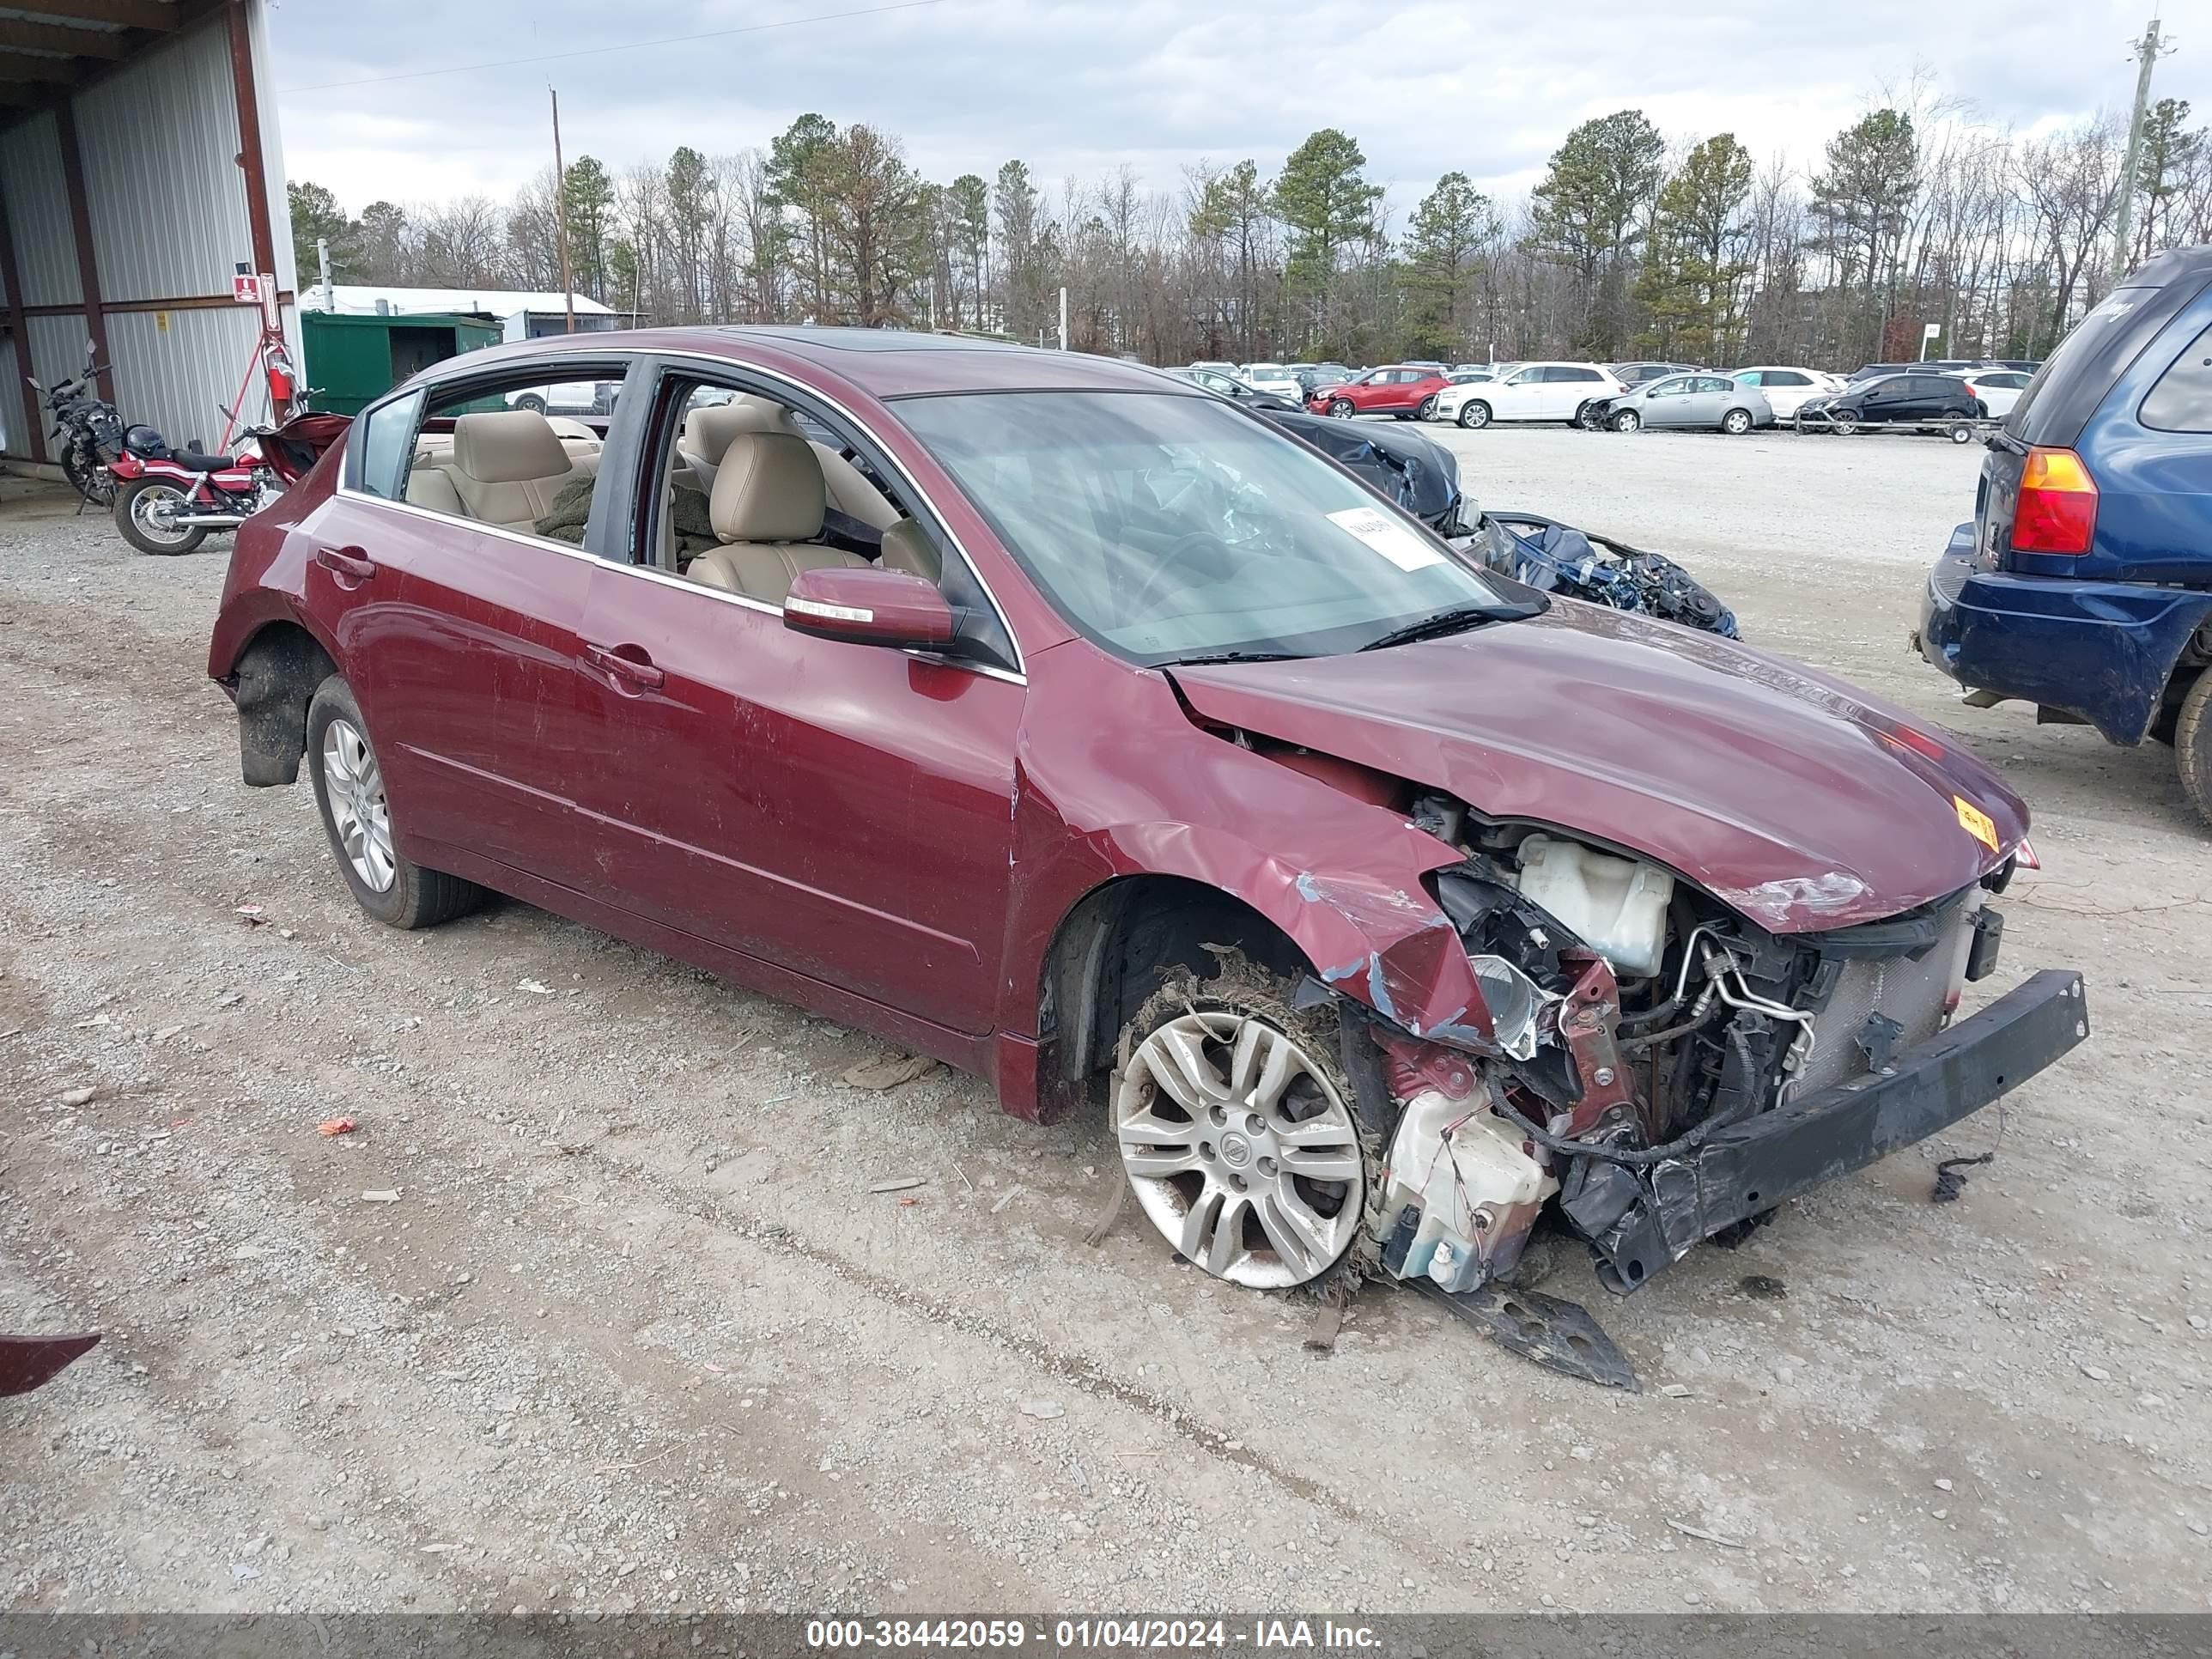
[{"left": 1092, "top": 821, "right": 1494, "bottom": 1047}]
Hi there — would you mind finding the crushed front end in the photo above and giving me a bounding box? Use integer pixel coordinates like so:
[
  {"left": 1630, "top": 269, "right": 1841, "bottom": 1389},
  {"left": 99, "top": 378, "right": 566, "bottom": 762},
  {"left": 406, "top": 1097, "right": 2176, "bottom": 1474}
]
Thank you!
[{"left": 1343, "top": 794, "right": 2088, "bottom": 1358}]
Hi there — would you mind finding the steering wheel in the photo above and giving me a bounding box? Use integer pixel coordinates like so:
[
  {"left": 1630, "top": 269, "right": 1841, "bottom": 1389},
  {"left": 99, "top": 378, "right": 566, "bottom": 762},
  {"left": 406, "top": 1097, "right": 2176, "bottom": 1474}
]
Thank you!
[{"left": 1121, "top": 529, "right": 1231, "bottom": 624}]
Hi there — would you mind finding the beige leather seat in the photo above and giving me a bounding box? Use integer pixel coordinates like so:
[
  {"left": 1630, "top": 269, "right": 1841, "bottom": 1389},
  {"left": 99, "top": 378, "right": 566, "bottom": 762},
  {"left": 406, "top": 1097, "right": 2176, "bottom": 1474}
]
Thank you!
[
  {"left": 877, "top": 518, "right": 942, "bottom": 582},
  {"left": 684, "top": 430, "right": 867, "bottom": 603},
  {"left": 412, "top": 410, "right": 597, "bottom": 532},
  {"left": 681, "top": 396, "right": 902, "bottom": 532},
  {"left": 544, "top": 416, "right": 603, "bottom": 467}
]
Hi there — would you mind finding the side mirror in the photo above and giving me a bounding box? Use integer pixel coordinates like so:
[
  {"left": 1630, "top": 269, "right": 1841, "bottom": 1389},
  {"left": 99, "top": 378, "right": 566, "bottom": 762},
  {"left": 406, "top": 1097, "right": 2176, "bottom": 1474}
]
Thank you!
[{"left": 784, "top": 565, "right": 957, "bottom": 652}]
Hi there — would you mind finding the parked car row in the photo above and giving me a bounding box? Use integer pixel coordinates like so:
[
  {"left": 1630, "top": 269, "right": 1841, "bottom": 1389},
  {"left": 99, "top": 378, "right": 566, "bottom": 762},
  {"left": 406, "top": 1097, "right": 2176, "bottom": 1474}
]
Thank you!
[{"left": 1181, "top": 355, "right": 2039, "bottom": 442}]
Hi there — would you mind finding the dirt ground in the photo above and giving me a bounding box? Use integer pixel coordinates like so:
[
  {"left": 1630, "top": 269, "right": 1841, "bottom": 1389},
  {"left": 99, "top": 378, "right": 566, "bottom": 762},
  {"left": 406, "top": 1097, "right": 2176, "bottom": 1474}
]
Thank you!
[{"left": 2, "top": 428, "right": 2207, "bottom": 1617}]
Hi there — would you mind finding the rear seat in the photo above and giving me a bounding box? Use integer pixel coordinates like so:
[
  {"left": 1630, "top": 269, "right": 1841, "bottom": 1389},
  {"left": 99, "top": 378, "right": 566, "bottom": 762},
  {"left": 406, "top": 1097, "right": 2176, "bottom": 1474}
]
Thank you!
[{"left": 405, "top": 410, "right": 597, "bottom": 532}]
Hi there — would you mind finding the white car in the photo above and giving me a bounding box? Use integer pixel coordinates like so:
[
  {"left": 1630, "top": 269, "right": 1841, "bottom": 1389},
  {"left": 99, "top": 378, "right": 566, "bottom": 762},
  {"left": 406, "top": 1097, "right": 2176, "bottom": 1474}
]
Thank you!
[
  {"left": 1238, "top": 362, "right": 1306, "bottom": 403},
  {"left": 1727, "top": 367, "right": 1839, "bottom": 420},
  {"left": 1431, "top": 362, "right": 1622, "bottom": 428},
  {"left": 1948, "top": 368, "right": 2034, "bottom": 419},
  {"left": 506, "top": 380, "right": 617, "bottom": 416}
]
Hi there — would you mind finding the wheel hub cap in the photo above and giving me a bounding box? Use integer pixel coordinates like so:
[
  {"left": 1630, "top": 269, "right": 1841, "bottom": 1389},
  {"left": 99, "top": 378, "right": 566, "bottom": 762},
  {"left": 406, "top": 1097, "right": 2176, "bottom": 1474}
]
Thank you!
[{"left": 1113, "top": 1010, "right": 1364, "bottom": 1289}]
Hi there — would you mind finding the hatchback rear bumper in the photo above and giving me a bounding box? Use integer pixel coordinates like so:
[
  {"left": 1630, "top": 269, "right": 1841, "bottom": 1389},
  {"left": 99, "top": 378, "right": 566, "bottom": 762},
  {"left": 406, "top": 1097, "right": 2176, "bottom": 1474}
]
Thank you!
[
  {"left": 1917, "top": 530, "right": 2212, "bottom": 744},
  {"left": 1563, "top": 969, "right": 2089, "bottom": 1293}
]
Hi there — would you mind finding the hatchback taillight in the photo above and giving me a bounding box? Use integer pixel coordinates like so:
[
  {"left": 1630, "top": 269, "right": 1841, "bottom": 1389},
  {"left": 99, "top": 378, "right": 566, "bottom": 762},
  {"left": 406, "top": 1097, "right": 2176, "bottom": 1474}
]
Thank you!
[{"left": 2010, "top": 446, "right": 2098, "bottom": 556}]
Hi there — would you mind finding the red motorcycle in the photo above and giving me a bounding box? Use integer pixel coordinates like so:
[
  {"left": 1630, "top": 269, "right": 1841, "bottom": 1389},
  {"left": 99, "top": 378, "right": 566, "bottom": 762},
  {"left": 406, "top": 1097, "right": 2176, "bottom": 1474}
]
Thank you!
[{"left": 109, "top": 408, "right": 349, "bottom": 556}]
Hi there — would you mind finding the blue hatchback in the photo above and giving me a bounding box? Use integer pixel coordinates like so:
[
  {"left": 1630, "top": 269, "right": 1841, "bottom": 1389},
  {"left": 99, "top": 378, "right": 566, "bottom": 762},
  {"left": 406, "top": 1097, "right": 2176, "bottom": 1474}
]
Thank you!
[{"left": 1918, "top": 246, "right": 2212, "bottom": 822}]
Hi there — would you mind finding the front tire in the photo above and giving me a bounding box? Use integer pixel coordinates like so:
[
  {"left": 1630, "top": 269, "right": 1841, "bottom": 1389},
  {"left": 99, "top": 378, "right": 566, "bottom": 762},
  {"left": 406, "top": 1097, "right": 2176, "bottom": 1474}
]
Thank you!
[
  {"left": 2175, "top": 670, "right": 2212, "bottom": 829},
  {"left": 113, "top": 478, "right": 206, "bottom": 555},
  {"left": 1328, "top": 398, "right": 1356, "bottom": 419},
  {"left": 1832, "top": 414, "right": 1861, "bottom": 435},
  {"left": 1610, "top": 408, "right": 1641, "bottom": 433},
  {"left": 1457, "top": 399, "right": 1491, "bottom": 429},
  {"left": 1111, "top": 963, "right": 1372, "bottom": 1292},
  {"left": 1721, "top": 408, "right": 1753, "bottom": 434},
  {"left": 513, "top": 393, "right": 548, "bottom": 415},
  {"left": 306, "top": 676, "right": 483, "bottom": 930}
]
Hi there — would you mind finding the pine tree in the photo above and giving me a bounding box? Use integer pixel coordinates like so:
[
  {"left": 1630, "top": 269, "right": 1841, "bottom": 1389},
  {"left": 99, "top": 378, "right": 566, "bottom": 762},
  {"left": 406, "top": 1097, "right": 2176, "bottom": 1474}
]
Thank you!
[
  {"left": 1635, "top": 134, "right": 1754, "bottom": 359},
  {"left": 1525, "top": 111, "right": 1665, "bottom": 354},
  {"left": 1398, "top": 171, "right": 1497, "bottom": 360},
  {"left": 1273, "top": 130, "right": 1381, "bottom": 349}
]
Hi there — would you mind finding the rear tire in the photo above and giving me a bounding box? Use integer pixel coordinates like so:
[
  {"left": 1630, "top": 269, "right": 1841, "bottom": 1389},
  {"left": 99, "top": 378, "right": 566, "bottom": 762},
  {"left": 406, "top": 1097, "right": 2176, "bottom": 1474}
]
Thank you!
[
  {"left": 2175, "top": 670, "right": 2212, "bottom": 830},
  {"left": 1721, "top": 408, "right": 1753, "bottom": 434},
  {"left": 1457, "top": 400, "right": 1491, "bottom": 429},
  {"left": 1417, "top": 394, "right": 1438, "bottom": 420},
  {"left": 513, "top": 393, "right": 548, "bottom": 414},
  {"left": 306, "top": 676, "right": 483, "bottom": 930},
  {"left": 113, "top": 477, "right": 206, "bottom": 556},
  {"left": 1948, "top": 422, "right": 1976, "bottom": 445},
  {"left": 1570, "top": 400, "right": 1598, "bottom": 427}
]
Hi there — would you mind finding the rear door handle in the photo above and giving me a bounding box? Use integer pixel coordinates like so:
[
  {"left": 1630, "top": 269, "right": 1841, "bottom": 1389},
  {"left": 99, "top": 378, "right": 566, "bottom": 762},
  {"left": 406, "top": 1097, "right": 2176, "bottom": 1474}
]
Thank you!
[
  {"left": 585, "top": 641, "right": 665, "bottom": 691},
  {"left": 314, "top": 545, "right": 378, "bottom": 581}
]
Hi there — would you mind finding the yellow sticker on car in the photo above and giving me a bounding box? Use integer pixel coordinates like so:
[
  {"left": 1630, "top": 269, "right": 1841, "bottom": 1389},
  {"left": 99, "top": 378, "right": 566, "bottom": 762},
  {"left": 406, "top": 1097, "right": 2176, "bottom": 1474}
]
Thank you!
[{"left": 1954, "top": 795, "right": 1998, "bottom": 852}]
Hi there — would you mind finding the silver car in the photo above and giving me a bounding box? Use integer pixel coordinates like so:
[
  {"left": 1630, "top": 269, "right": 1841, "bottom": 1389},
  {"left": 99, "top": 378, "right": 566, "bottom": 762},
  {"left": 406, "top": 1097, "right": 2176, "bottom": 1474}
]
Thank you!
[{"left": 1595, "top": 373, "right": 1772, "bottom": 434}]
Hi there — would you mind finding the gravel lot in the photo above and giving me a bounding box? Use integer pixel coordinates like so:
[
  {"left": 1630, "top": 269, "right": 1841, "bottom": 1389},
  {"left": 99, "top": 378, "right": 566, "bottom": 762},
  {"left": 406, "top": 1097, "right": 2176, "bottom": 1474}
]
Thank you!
[{"left": 3, "top": 428, "right": 2208, "bottom": 1617}]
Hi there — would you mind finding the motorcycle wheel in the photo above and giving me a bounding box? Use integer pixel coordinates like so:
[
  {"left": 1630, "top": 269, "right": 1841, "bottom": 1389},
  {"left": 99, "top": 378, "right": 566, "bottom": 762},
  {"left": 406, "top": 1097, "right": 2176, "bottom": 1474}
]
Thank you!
[
  {"left": 114, "top": 478, "right": 206, "bottom": 556},
  {"left": 64, "top": 441, "right": 114, "bottom": 507}
]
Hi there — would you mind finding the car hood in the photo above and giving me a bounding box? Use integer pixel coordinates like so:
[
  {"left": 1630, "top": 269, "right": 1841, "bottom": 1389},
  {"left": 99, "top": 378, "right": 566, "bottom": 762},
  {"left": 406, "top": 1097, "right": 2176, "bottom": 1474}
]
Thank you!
[{"left": 1168, "top": 601, "right": 2027, "bottom": 933}]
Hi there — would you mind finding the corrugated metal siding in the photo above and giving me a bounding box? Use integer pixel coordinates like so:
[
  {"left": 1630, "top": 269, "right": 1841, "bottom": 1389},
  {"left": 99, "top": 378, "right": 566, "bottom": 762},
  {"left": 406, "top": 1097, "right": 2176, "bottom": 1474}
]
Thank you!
[
  {"left": 106, "top": 307, "right": 270, "bottom": 451},
  {"left": 78, "top": 21, "right": 248, "bottom": 303},
  {"left": 25, "top": 313, "right": 91, "bottom": 411},
  {"left": 0, "top": 112, "right": 78, "bottom": 308}
]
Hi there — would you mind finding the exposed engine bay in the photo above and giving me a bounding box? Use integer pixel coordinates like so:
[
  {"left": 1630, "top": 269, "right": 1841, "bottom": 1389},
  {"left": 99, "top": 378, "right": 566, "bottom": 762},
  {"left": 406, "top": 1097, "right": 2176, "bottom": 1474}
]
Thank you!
[{"left": 1316, "top": 790, "right": 2056, "bottom": 1384}]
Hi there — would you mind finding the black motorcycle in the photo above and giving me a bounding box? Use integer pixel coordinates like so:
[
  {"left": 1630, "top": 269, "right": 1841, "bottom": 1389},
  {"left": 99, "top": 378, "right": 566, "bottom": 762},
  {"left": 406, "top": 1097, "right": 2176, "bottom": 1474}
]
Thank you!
[{"left": 27, "top": 343, "right": 125, "bottom": 507}]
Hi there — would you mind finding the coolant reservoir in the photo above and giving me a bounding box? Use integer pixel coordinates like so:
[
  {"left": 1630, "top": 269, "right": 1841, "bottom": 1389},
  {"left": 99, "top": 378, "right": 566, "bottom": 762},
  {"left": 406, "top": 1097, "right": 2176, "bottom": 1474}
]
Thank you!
[{"left": 1514, "top": 834, "right": 1675, "bottom": 978}]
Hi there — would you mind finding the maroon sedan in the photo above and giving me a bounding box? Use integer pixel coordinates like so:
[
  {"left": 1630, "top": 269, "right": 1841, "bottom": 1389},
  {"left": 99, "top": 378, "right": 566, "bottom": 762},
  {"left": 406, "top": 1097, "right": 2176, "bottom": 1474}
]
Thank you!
[
  {"left": 207, "top": 329, "right": 2085, "bottom": 1369},
  {"left": 1310, "top": 365, "right": 1454, "bottom": 421}
]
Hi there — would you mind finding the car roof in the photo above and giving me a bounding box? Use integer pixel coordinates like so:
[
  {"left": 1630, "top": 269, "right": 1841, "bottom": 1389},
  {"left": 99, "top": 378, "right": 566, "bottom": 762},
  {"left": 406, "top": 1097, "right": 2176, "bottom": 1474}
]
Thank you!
[{"left": 437, "top": 325, "right": 1182, "bottom": 400}]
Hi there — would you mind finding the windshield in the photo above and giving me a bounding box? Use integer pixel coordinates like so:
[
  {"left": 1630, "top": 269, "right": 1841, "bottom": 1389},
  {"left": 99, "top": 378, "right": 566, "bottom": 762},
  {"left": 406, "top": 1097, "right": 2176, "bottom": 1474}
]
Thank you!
[{"left": 896, "top": 391, "right": 1510, "bottom": 665}]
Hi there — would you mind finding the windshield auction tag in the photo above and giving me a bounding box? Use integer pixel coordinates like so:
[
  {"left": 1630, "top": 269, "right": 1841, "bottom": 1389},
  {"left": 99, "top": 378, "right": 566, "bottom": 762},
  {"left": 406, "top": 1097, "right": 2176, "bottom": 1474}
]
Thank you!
[{"left": 1327, "top": 506, "right": 1446, "bottom": 572}]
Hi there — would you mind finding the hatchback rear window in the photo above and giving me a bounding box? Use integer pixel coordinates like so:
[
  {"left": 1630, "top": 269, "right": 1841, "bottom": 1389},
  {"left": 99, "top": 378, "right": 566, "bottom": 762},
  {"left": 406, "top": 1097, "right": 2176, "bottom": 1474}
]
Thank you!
[{"left": 2139, "top": 321, "right": 2212, "bottom": 434}]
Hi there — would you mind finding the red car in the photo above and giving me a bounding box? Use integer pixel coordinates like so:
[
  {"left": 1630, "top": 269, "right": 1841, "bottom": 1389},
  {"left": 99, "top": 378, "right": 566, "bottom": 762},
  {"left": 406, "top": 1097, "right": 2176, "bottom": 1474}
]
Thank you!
[
  {"left": 207, "top": 330, "right": 2085, "bottom": 1373},
  {"left": 1309, "top": 364, "right": 1453, "bottom": 421}
]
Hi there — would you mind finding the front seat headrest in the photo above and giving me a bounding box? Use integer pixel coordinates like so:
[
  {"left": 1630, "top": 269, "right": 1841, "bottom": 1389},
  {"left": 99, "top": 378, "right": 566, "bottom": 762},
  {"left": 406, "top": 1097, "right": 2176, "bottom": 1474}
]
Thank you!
[
  {"left": 710, "top": 431, "right": 826, "bottom": 544},
  {"left": 453, "top": 410, "right": 569, "bottom": 483},
  {"left": 878, "top": 518, "right": 943, "bottom": 583},
  {"left": 683, "top": 396, "right": 799, "bottom": 462}
]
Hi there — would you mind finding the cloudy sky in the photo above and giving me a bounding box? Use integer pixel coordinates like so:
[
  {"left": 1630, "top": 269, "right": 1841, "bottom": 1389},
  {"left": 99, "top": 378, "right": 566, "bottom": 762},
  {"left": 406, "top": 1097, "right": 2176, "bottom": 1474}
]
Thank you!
[{"left": 266, "top": 0, "right": 2207, "bottom": 217}]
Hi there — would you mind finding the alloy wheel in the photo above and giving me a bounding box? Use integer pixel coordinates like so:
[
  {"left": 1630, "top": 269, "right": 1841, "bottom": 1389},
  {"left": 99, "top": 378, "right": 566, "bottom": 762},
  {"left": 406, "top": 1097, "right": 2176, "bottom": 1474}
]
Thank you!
[
  {"left": 1328, "top": 398, "right": 1355, "bottom": 418},
  {"left": 321, "top": 717, "right": 397, "bottom": 893},
  {"left": 1417, "top": 394, "right": 1437, "bottom": 420},
  {"left": 1458, "top": 401, "right": 1490, "bottom": 428},
  {"left": 1114, "top": 1009, "right": 1364, "bottom": 1289}
]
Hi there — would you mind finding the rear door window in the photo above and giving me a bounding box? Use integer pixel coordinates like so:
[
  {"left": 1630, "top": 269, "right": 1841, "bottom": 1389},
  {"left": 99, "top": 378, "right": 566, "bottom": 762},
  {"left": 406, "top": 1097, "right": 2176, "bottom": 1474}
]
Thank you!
[{"left": 2140, "top": 322, "right": 2212, "bottom": 434}]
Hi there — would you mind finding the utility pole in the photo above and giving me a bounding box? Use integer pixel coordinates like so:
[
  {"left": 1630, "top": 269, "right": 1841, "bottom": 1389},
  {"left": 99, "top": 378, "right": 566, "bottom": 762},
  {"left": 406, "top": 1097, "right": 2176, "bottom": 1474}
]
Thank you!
[
  {"left": 2110, "top": 12, "right": 2166, "bottom": 283},
  {"left": 550, "top": 86, "right": 576, "bottom": 334},
  {"left": 315, "top": 236, "right": 331, "bottom": 311},
  {"left": 1057, "top": 285, "right": 1068, "bottom": 352}
]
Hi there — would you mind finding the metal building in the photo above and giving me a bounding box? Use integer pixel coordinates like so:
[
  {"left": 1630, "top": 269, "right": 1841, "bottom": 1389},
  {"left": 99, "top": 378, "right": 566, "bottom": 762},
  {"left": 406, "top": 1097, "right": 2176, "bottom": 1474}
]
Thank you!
[{"left": 0, "top": 0, "right": 293, "bottom": 464}]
